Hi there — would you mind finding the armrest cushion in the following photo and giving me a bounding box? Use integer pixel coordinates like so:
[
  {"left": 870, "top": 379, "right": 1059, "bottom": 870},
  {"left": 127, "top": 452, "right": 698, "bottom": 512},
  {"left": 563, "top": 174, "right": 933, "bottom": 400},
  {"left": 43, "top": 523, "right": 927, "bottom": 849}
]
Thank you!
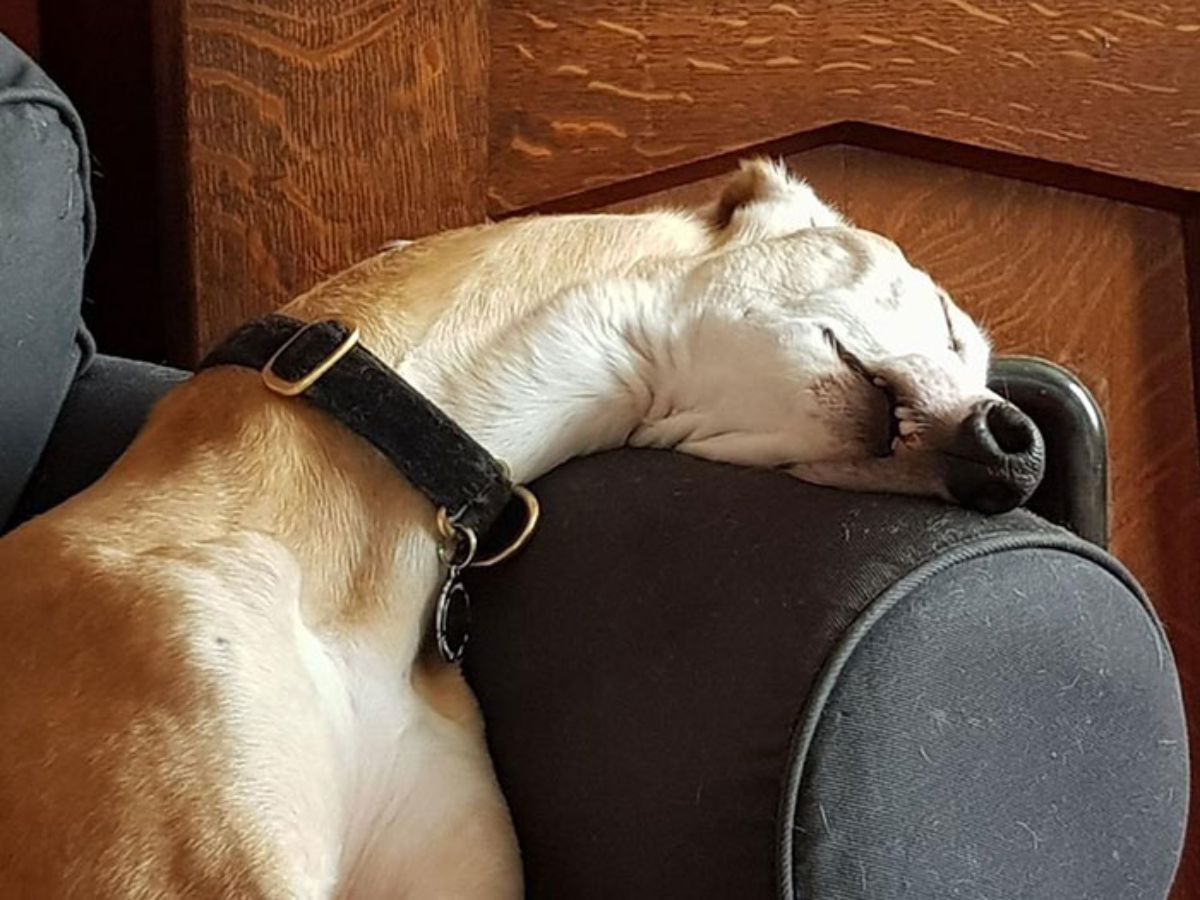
[
  {"left": 463, "top": 450, "right": 1187, "bottom": 899},
  {"left": 8, "top": 354, "right": 187, "bottom": 528}
]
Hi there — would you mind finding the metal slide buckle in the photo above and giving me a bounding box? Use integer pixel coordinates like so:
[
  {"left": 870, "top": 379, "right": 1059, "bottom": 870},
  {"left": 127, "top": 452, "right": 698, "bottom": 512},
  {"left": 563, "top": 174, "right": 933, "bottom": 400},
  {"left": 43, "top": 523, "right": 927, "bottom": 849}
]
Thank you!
[{"left": 261, "top": 320, "right": 360, "bottom": 397}]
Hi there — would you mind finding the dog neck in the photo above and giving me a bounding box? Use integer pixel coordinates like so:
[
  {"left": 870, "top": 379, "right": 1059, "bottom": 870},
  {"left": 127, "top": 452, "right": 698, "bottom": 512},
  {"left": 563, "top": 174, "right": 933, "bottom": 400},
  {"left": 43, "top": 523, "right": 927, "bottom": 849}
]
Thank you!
[
  {"left": 395, "top": 276, "right": 696, "bottom": 485},
  {"left": 57, "top": 275, "right": 715, "bottom": 647}
]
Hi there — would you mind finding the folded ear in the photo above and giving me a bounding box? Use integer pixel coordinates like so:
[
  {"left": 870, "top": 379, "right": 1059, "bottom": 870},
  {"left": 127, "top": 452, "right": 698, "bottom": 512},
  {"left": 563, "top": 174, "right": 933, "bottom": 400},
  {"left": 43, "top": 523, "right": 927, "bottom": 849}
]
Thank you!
[{"left": 707, "top": 158, "right": 847, "bottom": 244}]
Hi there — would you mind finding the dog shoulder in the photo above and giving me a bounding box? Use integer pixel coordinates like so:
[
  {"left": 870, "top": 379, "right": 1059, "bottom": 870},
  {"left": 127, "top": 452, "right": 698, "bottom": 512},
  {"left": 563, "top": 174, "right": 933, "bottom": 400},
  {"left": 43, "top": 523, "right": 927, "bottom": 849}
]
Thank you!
[{"left": 0, "top": 530, "right": 338, "bottom": 897}]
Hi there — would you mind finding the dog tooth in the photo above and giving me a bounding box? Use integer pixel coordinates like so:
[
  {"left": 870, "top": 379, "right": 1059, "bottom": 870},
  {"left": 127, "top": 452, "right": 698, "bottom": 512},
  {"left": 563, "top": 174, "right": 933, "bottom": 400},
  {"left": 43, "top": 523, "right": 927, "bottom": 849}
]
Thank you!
[
  {"left": 873, "top": 376, "right": 887, "bottom": 387},
  {"left": 891, "top": 436, "right": 902, "bottom": 451},
  {"left": 898, "top": 420, "right": 920, "bottom": 437},
  {"left": 894, "top": 406, "right": 915, "bottom": 420}
]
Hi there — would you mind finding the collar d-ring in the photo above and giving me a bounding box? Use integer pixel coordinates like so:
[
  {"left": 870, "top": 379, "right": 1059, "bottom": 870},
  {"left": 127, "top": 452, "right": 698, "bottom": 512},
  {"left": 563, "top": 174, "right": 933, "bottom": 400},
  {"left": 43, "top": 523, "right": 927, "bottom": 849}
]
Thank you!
[
  {"left": 469, "top": 485, "right": 540, "bottom": 568},
  {"left": 436, "top": 484, "right": 539, "bottom": 569}
]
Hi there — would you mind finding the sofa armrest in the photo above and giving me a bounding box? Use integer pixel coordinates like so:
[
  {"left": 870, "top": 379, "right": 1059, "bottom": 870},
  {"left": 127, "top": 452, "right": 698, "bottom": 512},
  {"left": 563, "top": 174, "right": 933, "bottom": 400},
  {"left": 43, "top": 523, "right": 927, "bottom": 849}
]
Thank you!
[
  {"left": 463, "top": 450, "right": 1187, "bottom": 899},
  {"left": 991, "top": 356, "right": 1108, "bottom": 547},
  {"left": 7, "top": 354, "right": 187, "bottom": 529}
]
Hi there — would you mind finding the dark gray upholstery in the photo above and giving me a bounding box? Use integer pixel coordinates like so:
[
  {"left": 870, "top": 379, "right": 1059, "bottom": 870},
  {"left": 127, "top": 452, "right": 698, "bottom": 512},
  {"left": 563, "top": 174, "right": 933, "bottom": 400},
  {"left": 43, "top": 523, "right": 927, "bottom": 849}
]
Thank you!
[
  {"left": 462, "top": 451, "right": 1188, "bottom": 899},
  {"left": 787, "top": 546, "right": 1186, "bottom": 899},
  {"left": 10, "top": 354, "right": 188, "bottom": 526},
  {"left": 0, "top": 33, "right": 94, "bottom": 526}
]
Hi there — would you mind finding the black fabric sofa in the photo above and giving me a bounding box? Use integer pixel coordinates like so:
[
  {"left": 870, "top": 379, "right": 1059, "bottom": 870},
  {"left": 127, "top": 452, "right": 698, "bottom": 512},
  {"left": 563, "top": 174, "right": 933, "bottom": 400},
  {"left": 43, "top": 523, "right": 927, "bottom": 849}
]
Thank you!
[{"left": 1, "top": 34, "right": 1188, "bottom": 898}]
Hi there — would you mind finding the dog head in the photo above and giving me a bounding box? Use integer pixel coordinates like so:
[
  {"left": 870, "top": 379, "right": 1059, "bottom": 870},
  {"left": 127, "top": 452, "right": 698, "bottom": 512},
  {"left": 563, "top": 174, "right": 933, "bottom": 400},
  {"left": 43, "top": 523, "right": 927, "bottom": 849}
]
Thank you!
[
  {"left": 305, "top": 159, "right": 1042, "bottom": 513},
  {"left": 642, "top": 159, "right": 1044, "bottom": 513}
]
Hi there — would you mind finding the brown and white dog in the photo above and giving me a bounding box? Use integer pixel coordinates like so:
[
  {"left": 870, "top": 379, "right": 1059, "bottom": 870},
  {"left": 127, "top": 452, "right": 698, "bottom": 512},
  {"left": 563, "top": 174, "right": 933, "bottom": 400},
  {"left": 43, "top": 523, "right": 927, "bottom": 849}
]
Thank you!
[{"left": 0, "top": 161, "right": 1040, "bottom": 896}]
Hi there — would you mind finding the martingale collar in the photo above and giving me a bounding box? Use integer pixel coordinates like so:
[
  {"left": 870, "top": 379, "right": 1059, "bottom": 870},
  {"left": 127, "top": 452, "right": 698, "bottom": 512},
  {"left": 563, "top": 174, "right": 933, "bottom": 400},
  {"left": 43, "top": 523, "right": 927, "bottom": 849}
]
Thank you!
[{"left": 198, "top": 315, "right": 540, "bottom": 660}]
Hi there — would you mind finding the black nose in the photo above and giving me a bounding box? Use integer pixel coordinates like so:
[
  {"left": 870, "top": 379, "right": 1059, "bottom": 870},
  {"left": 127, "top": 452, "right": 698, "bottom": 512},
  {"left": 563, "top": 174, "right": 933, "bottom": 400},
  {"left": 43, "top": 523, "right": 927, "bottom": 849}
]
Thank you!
[{"left": 946, "top": 400, "right": 1045, "bottom": 514}]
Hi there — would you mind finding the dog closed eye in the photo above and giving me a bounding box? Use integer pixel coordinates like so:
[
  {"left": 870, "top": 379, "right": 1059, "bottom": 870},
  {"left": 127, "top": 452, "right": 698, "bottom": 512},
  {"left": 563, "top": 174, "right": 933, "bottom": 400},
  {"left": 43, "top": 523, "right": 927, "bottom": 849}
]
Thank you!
[
  {"left": 937, "top": 290, "right": 966, "bottom": 357},
  {"left": 821, "top": 328, "right": 900, "bottom": 456}
]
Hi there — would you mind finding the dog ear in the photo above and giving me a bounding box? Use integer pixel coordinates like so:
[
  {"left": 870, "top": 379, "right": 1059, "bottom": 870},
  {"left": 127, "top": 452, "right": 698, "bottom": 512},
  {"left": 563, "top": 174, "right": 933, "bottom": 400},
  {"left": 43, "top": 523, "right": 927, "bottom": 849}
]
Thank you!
[
  {"left": 707, "top": 158, "right": 847, "bottom": 241},
  {"left": 381, "top": 238, "right": 415, "bottom": 251}
]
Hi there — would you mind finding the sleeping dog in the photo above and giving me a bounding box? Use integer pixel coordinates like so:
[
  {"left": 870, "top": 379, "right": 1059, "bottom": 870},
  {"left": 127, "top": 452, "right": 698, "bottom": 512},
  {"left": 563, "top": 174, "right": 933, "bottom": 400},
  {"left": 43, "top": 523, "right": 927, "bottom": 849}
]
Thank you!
[{"left": 0, "top": 161, "right": 1041, "bottom": 896}]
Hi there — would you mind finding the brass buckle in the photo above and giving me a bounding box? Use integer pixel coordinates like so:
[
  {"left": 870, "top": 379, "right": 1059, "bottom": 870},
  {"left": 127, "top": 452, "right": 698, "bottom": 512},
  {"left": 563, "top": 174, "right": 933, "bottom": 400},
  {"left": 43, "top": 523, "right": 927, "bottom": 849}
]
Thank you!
[
  {"left": 435, "top": 484, "right": 540, "bottom": 569},
  {"left": 262, "top": 320, "right": 360, "bottom": 397}
]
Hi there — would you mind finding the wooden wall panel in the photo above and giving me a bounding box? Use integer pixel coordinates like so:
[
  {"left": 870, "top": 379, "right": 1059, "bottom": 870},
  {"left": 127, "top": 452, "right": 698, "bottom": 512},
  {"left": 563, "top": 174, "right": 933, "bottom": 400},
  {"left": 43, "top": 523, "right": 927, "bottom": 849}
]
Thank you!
[
  {"left": 167, "top": 0, "right": 490, "bottom": 360},
  {"left": 603, "top": 146, "right": 1200, "bottom": 895},
  {"left": 491, "top": 0, "right": 1200, "bottom": 213}
]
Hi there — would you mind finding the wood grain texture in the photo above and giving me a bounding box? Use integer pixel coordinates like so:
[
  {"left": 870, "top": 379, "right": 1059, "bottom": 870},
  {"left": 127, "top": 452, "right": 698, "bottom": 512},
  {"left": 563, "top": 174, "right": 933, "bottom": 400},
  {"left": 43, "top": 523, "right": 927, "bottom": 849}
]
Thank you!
[
  {"left": 170, "top": 0, "right": 489, "bottom": 359},
  {"left": 491, "top": 0, "right": 1200, "bottom": 213},
  {"left": 604, "top": 146, "right": 1200, "bottom": 896}
]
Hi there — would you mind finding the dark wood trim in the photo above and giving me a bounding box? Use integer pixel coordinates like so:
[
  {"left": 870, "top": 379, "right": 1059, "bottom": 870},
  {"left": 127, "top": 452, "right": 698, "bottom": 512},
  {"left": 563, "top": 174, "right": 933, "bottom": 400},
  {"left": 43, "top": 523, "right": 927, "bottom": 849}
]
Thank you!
[
  {"left": 38, "top": 0, "right": 171, "bottom": 364},
  {"left": 150, "top": 0, "right": 197, "bottom": 367},
  {"left": 498, "top": 122, "right": 1196, "bottom": 219},
  {"left": 1185, "top": 206, "right": 1200, "bottom": 462},
  {"left": 1, "top": 0, "right": 39, "bottom": 57}
]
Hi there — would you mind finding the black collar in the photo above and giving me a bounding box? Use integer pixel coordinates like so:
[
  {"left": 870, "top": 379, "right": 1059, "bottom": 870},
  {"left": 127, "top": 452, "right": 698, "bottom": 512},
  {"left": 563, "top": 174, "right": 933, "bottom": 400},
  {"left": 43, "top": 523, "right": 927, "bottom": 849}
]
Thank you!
[{"left": 198, "top": 315, "right": 536, "bottom": 566}]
